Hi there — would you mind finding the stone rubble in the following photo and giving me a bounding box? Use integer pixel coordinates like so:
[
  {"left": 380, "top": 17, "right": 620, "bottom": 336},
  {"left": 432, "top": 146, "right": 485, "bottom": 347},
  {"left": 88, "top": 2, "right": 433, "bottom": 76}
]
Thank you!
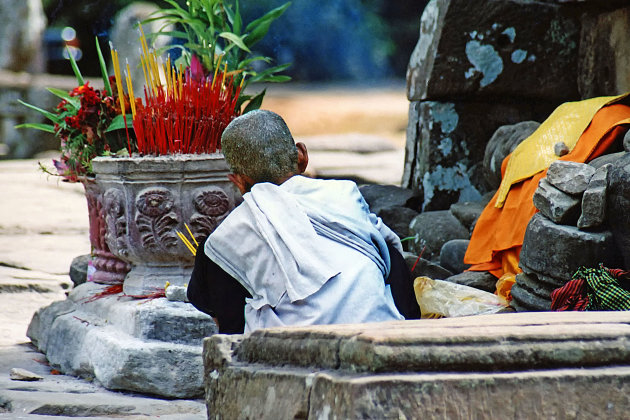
[
  {"left": 532, "top": 178, "right": 581, "bottom": 225},
  {"left": 9, "top": 368, "right": 43, "bottom": 382}
]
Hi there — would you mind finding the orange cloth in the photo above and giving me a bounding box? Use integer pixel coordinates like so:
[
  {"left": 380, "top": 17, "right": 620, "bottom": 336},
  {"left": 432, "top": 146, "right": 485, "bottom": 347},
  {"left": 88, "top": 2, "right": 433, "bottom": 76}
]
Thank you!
[{"left": 464, "top": 103, "right": 630, "bottom": 280}]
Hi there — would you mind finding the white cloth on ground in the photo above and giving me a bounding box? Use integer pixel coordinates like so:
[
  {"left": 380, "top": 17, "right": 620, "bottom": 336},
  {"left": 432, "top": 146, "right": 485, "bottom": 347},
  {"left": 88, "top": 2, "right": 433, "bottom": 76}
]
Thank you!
[{"left": 205, "top": 175, "right": 403, "bottom": 333}]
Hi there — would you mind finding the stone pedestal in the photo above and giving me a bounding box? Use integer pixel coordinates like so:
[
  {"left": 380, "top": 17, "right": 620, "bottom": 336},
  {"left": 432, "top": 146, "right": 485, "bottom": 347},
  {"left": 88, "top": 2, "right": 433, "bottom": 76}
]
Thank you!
[
  {"left": 27, "top": 282, "right": 217, "bottom": 398},
  {"left": 204, "top": 312, "right": 630, "bottom": 418},
  {"left": 92, "top": 154, "right": 240, "bottom": 296}
]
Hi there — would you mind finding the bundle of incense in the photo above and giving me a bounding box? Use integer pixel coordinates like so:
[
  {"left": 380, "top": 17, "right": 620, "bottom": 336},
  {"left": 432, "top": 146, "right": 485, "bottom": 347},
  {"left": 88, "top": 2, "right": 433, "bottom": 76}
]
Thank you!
[
  {"left": 176, "top": 224, "right": 199, "bottom": 256},
  {"left": 109, "top": 25, "right": 243, "bottom": 156},
  {"left": 132, "top": 69, "right": 241, "bottom": 155}
]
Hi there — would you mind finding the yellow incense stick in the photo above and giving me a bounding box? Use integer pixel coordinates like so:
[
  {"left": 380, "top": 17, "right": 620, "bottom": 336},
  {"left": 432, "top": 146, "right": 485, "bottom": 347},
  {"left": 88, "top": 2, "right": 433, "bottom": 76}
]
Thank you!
[
  {"left": 125, "top": 63, "right": 136, "bottom": 117},
  {"left": 111, "top": 50, "right": 126, "bottom": 116},
  {"left": 185, "top": 223, "right": 199, "bottom": 247},
  {"left": 211, "top": 54, "right": 223, "bottom": 89},
  {"left": 176, "top": 231, "right": 197, "bottom": 256}
]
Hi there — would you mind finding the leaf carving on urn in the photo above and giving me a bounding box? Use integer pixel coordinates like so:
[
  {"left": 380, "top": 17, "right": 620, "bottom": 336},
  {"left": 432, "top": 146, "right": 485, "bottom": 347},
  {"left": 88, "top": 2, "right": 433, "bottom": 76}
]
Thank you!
[
  {"left": 189, "top": 214, "right": 218, "bottom": 240},
  {"left": 135, "top": 188, "right": 179, "bottom": 250},
  {"left": 189, "top": 187, "right": 231, "bottom": 239},
  {"left": 103, "top": 188, "right": 128, "bottom": 256}
]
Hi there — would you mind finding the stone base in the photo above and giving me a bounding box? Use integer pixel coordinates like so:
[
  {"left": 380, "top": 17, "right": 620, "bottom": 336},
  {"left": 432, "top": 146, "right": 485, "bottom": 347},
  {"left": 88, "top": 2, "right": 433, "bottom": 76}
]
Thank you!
[
  {"left": 122, "top": 263, "right": 193, "bottom": 296},
  {"left": 27, "top": 282, "right": 217, "bottom": 398},
  {"left": 204, "top": 312, "right": 630, "bottom": 418}
]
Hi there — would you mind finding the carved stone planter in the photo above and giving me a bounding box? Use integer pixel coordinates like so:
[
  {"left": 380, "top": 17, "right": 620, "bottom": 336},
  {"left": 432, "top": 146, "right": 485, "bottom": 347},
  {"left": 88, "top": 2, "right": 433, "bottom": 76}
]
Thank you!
[
  {"left": 92, "top": 154, "right": 239, "bottom": 296},
  {"left": 81, "top": 177, "right": 131, "bottom": 284}
]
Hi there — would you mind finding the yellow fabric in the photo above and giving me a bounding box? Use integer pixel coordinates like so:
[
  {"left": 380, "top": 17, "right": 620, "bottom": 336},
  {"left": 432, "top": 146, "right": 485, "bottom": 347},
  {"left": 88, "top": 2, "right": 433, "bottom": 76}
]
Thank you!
[
  {"left": 494, "top": 248, "right": 520, "bottom": 301},
  {"left": 494, "top": 95, "right": 621, "bottom": 207}
]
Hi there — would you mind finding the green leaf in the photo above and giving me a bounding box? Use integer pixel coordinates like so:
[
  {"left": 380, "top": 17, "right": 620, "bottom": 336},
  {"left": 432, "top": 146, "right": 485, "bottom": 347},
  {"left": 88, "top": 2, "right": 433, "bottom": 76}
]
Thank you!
[
  {"left": 263, "top": 75, "right": 292, "bottom": 83},
  {"left": 219, "top": 32, "right": 250, "bottom": 52},
  {"left": 244, "top": 2, "right": 290, "bottom": 48},
  {"left": 248, "top": 63, "right": 292, "bottom": 83},
  {"left": 105, "top": 114, "right": 133, "bottom": 132},
  {"left": 66, "top": 46, "right": 85, "bottom": 86},
  {"left": 45, "top": 87, "right": 73, "bottom": 102},
  {"left": 242, "top": 89, "right": 266, "bottom": 114},
  {"left": 45, "top": 88, "right": 80, "bottom": 112},
  {"left": 17, "top": 99, "right": 61, "bottom": 123},
  {"left": 95, "top": 37, "right": 112, "bottom": 96},
  {"left": 15, "top": 122, "right": 55, "bottom": 133}
]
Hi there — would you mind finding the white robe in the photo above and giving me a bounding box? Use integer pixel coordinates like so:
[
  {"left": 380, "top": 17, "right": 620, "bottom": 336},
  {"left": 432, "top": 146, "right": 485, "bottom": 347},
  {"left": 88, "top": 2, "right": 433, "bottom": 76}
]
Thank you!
[{"left": 205, "top": 175, "right": 404, "bottom": 333}]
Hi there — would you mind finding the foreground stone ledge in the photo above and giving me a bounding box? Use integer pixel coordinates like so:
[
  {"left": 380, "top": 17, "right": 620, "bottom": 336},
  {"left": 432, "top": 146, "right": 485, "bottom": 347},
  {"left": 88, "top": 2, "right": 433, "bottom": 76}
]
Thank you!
[{"left": 204, "top": 312, "right": 630, "bottom": 419}]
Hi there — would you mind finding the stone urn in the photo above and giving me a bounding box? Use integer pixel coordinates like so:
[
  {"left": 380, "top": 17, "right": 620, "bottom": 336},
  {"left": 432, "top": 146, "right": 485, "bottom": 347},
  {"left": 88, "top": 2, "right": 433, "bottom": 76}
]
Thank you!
[
  {"left": 92, "top": 154, "right": 240, "bottom": 296},
  {"left": 80, "top": 177, "right": 131, "bottom": 284}
]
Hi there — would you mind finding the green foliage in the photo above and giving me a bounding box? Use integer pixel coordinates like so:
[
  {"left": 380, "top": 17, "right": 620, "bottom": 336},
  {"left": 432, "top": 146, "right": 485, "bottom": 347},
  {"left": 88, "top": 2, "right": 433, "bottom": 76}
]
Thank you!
[
  {"left": 16, "top": 38, "right": 133, "bottom": 181},
  {"left": 146, "top": 0, "right": 291, "bottom": 112}
]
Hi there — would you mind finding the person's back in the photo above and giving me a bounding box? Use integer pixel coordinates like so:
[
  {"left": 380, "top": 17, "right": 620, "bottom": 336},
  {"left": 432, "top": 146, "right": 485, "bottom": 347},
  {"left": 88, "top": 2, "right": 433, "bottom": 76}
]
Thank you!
[
  {"left": 188, "top": 109, "right": 408, "bottom": 332},
  {"left": 205, "top": 174, "right": 403, "bottom": 332}
]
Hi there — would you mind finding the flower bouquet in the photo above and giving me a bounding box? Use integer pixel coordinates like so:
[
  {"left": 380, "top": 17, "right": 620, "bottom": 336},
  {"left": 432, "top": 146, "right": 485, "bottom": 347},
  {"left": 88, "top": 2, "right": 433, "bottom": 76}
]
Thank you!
[{"left": 18, "top": 39, "right": 134, "bottom": 182}]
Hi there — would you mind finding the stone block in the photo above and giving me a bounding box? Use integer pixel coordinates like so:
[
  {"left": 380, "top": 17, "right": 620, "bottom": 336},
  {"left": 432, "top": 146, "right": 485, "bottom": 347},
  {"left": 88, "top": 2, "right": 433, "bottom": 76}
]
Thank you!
[
  {"left": 205, "top": 365, "right": 312, "bottom": 419},
  {"left": 578, "top": 7, "right": 630, "bottom": 98},
  {"left": 445, "top": 270, "right": 497, "bottom": 293},
  {"left": 26, "top": 283, "right": 217, "bottom": 398},
  {"left": 359, "top": 184, "right": 422, "bottom": 214},
  {"left": 449, "top": 200, "right": 488, "bottom": 231},
  {"left": 403, "top": 100, "right": 554, "bottom": 210},
  {"left": 204, "top": 313, "right": 630, "bottom": 418},
  {"left": 403, "top": 254, "right": 453, "bottom": 281},
  {"left": 308, "top": 367, "right": 630, "bottom": 419},
  {"left": 408, "top": 210, "right": 469, "bottom": 260},
  {"left": 546, "top": 160, "right": 595, "bottom": 195},
  {"left": 484, "top": 121, "right": 540, "bottom": 189},
  {"left": 578, "top": 164, "right": 610, "bottom": 230},
  {"left": 520, "top": 213, "right": 620, "bottom": 282},
  {"left": 607, "top": 152, "right": 630, "bottom": 269},
  {"left": 588, "top": 151, "right": 625, "bottom": 169},
  {"left": 69, "top": 254, "right": 90, "bottom": 287},
  {"left": 439, "top": 239, "right": 471, "bottom": 274},
  {"left": 378, "top": 206, "right": 419, "bottom": 240},
  {"left": 532, "top": 178, "right": 581, "bottom": 225},
  {"left": 510, "top": 272, "right": 555, "bottom": 312},
  {"left": 407, "top": 0, "right": 580, "bottom": 101}
]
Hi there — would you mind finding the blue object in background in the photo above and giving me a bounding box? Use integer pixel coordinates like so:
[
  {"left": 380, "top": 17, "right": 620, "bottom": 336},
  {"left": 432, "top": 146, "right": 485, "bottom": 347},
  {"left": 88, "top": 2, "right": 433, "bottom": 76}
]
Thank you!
[{"left": 240, "top": 0, "right": 393, "bottom": 81}]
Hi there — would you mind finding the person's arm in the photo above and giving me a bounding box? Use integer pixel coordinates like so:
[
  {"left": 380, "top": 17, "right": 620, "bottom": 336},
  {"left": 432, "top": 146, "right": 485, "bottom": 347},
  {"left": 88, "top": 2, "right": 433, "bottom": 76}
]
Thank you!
[
  {"left": 187, "top": 236, "right": 251, "bottom": 334},
  {"left": 385, "top": 242, "right": 422, "bottom": 319}
]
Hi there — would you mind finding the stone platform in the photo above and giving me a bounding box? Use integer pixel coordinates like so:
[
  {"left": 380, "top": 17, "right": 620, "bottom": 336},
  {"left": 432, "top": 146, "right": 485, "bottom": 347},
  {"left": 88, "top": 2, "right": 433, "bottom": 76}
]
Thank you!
[
  {"left": 27, "top": 282, "right": 217, "bottom": 398},
  {"left": 204, "top": 312, "right": 630, "bottom": 419}
]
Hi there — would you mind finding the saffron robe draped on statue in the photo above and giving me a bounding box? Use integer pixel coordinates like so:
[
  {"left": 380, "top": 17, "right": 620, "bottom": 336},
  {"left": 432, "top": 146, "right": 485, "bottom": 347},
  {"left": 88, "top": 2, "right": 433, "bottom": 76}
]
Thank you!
[{"left": 464, "top": 99, "right": 630, "bottom": 281}]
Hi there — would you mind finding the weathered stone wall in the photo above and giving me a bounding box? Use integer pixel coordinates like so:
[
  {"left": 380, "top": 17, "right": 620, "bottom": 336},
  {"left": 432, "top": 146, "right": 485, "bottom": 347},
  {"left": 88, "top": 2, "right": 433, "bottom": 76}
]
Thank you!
[{"left": 404, "top": 0, "right": 630, "bottom": 210}]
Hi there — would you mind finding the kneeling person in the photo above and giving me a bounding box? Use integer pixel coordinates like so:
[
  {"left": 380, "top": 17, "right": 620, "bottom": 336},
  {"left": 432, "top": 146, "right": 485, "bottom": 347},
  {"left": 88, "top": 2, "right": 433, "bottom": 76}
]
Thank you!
[{"left": 188, "top": 110, "right": 413, "bottom": 333}]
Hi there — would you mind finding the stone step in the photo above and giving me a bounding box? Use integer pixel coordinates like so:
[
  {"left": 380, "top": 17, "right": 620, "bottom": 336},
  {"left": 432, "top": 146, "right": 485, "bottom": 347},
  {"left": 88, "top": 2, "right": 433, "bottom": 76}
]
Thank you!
[
  {"left": 232, "top": 312, "right": 630, "bottom": 373},
  {"left": 57, "top": 282, "right": 217, "bottom": 345},
  {"left": 26, "top": 282, "right": 217, "bottom": 398},
  {"left": 204, "top": 312, "right": 630, "bottom": 418}
]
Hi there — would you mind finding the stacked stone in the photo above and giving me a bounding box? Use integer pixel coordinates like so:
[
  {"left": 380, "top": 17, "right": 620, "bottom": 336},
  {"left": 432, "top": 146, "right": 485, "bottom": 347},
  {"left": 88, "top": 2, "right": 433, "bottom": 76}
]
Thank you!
[
  {"left": 404, "top": 0, "right": 630, "bottom": 211},
  {"left": 511, "top": 159, "right": 624, "bottom": 312}
]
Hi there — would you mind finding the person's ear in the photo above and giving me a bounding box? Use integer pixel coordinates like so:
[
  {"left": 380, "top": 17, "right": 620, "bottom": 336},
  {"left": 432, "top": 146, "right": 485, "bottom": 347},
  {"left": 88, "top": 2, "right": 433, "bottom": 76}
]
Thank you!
[
  {"left": 296, "top": 142, "right": 309, "bottom": 174},
  {"left": 228, "top": 173, "right": 253, "bottom": 194}
]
